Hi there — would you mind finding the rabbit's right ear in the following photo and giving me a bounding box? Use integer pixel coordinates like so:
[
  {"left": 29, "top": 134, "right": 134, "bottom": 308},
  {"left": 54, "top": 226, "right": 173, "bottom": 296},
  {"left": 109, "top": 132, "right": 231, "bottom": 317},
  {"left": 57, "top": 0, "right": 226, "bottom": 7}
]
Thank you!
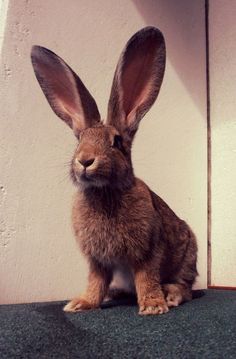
[
  {"left": 107, "top": 27, "right": 165, "bottom": 144},
  {"left": 31, "top": 46, "right": 101, "bottom": 136}
]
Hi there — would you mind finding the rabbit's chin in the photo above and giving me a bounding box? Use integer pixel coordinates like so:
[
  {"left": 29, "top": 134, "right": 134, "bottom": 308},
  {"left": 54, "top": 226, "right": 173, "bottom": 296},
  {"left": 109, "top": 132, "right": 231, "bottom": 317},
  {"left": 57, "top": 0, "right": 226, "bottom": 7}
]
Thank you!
[{"left": 75, "top": 172, "right": 110, "bottom": 189}]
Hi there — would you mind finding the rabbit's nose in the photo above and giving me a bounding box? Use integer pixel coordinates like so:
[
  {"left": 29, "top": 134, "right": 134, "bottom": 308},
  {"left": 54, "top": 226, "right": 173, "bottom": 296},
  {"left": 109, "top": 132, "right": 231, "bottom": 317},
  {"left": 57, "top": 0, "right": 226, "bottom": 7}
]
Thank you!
[{"left": 78, "top": 158, "right": 95, "bottom": 168}]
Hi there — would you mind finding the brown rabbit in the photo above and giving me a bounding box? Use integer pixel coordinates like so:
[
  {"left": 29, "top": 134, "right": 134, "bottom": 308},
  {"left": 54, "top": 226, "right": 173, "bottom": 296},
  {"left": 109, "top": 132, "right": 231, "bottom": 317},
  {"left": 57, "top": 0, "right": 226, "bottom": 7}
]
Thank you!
[{"left": 31, "top": 27, "right": 198, "bottom": 315}]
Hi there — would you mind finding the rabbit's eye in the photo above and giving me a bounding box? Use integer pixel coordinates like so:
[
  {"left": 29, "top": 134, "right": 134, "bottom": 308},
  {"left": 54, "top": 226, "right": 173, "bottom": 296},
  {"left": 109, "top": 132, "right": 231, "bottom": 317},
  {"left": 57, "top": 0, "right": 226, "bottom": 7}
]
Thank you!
[{"left": 112, "top": 135, "right": 123, "bottom": 150}]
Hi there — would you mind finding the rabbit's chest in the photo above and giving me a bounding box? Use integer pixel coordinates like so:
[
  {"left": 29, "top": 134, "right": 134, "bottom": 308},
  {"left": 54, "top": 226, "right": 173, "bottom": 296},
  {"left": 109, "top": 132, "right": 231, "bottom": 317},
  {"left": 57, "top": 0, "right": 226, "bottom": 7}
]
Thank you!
[{"left": 72, "top": 191, "right": 155, "bottom": 264}]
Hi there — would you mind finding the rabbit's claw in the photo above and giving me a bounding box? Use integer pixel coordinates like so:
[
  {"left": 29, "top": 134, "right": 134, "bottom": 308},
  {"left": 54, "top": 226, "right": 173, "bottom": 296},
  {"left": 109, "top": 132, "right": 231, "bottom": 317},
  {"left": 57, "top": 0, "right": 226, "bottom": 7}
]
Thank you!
[
  {"left": 139, "top": 303, "right": 169, "bottom": 315},
  {"left": 63, "top": 298, "right": 98, "bottom": 313}
]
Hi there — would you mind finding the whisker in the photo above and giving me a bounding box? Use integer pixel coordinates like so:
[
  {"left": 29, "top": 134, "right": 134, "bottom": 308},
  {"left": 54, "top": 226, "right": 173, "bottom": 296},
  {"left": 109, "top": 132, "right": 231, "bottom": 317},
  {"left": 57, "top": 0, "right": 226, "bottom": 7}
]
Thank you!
[
  {"left": 45, "top": 154, "right": 72, "bottom": 171},
  {"left": 56, "top": 172, "right": 72, "bottom": 186},
  {"left": 63, "top": 159, "right": 72, "bottom": 167}
]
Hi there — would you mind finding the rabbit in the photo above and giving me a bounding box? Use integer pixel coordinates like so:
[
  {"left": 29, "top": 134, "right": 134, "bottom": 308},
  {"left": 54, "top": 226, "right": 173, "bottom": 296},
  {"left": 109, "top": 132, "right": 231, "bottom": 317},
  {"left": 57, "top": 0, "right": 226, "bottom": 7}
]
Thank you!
[{"left": 31, "top": 26, "right": 198, "bottom": 315}]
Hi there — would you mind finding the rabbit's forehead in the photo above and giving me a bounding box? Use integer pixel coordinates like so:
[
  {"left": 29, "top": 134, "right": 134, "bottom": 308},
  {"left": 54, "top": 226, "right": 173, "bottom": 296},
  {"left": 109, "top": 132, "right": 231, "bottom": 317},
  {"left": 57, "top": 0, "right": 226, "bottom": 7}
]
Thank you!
[{"left": 80, "top": 125, "right": 119, "bottom": 143}]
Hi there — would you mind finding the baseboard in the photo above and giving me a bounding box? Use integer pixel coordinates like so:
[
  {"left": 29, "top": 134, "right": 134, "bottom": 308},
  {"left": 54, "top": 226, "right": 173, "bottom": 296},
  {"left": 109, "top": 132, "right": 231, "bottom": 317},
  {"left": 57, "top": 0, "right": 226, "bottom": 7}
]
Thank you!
[{"left": 208, "top": 285, "right": 236, "bottom": 290}]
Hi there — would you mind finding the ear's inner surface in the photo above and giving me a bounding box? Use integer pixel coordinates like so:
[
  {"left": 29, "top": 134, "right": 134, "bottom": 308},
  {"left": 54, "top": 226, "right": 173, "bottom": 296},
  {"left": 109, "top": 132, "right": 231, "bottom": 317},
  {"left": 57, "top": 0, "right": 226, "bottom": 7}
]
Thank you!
[
  {"left": 122, "top": 38, "right": 159, "bottom": 124},
  {"left": 35, "top": 59, "right": 83, "bottom": 129},
  {"left": 107, "top": 27, "right": 166, "bottom": 141},
  {"left": 31, "top": 46, "right": 101, "bottom": 134}
]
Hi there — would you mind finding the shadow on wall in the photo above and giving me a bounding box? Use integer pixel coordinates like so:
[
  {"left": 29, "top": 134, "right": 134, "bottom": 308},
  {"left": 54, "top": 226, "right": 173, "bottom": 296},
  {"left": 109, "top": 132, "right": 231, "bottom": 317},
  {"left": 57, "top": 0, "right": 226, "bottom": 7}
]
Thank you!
[
  {"left": 132, "top": 0, "right": 206, "bottom": 117},
  {"left": 0, "top": 0, "right": 206, "bottom": 117}
]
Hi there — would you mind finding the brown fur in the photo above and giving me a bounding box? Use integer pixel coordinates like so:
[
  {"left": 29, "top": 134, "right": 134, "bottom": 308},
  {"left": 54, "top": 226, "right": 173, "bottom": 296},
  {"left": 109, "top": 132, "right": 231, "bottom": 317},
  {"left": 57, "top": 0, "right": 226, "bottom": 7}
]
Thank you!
[{"left": 31, "top": 27, "right": 198, "bottom": 315}]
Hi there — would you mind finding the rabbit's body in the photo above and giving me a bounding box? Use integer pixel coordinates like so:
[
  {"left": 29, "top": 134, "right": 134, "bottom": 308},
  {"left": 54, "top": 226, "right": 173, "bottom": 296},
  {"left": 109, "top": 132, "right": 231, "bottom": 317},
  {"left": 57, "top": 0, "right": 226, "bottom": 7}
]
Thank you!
[
  {"left": 31, "top": 27, "right": 198, "bottom": 315},
  {"left": 72, "top": 176, "right": 197, "bottom": 308},
  {"left": 73, "top": 177, "right": 195, "bottom": 271}
]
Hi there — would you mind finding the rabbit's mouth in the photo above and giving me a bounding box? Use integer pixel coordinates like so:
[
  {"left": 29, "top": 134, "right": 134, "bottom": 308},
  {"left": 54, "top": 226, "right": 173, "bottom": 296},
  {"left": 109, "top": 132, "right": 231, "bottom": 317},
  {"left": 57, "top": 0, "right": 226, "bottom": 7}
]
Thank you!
[{"left": 80, "top": 171, "right": 93, "bottom": 182}]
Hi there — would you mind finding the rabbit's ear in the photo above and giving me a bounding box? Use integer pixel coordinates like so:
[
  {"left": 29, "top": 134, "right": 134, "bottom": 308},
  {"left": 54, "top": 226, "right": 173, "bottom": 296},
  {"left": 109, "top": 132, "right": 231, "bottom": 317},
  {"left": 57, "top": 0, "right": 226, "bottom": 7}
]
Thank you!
[
  {"left": 31, "top": 46, "right": 101, "bottom": 135},
  {"left": 107, "top": 27, "right": 165, "bottom": 143}
]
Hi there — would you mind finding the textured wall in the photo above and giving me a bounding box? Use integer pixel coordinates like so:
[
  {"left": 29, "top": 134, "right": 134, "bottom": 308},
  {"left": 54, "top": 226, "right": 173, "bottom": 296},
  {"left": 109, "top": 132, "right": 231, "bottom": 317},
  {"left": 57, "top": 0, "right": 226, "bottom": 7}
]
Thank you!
[
  {"left": 210, "top": 0, "right": 236, "bottom": 286},
  {"left": 0, "top": 0, "right": 207, "bottom": 304}
]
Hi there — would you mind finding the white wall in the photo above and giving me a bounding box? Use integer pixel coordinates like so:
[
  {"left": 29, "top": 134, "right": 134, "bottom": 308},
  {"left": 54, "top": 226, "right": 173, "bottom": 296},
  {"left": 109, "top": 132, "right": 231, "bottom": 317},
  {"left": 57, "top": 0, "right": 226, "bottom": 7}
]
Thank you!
[
  {"left": 210, "top": 0, "right": 236, "bottom": 286},
  {"left": 0, "top": 0, "right": 207, "bottom": 304}
]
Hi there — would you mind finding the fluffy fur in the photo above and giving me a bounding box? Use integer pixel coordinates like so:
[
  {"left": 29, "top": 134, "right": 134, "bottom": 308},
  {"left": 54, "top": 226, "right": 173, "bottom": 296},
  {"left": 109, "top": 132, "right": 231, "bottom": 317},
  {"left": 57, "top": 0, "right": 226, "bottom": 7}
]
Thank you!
[{"left": 31, "top": 27, "right": 198, "bottom": 315}]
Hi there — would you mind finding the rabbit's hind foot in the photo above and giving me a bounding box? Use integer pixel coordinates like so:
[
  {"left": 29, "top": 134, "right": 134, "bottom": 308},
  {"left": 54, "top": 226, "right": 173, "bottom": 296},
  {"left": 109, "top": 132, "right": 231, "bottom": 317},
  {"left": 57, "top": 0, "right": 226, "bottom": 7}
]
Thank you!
[{"left": 162, "top": 283, "right": 192, "bottom": 308}]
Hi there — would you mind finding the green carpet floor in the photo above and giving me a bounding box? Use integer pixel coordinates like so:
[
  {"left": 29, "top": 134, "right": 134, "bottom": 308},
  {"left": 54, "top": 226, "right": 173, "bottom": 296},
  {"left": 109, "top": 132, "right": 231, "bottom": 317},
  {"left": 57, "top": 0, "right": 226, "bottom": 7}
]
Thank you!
[{"left": 0, "top": 290, "right": 235, "bottom": 358}]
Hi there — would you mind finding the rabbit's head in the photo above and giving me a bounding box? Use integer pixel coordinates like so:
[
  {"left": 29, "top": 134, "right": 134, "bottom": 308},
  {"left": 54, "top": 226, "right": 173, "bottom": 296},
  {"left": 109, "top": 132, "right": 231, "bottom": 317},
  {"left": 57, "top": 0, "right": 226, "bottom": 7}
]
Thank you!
[{"left": 31, "top": 27, "right": 166, "bottom": 190}]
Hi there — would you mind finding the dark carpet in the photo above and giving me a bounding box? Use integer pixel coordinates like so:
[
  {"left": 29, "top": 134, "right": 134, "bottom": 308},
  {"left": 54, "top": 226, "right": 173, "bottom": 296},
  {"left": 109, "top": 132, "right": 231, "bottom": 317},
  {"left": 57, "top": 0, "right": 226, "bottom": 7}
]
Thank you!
[{"left": 0, "top": 290, "right": 235, "bottom": 359}]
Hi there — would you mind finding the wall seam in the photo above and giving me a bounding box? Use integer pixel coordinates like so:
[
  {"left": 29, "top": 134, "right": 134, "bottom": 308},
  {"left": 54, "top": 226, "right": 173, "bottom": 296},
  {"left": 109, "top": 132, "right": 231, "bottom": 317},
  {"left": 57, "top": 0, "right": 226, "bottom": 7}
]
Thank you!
[{"left": 205, "top": 0, "right": 211, "bottom": 287}]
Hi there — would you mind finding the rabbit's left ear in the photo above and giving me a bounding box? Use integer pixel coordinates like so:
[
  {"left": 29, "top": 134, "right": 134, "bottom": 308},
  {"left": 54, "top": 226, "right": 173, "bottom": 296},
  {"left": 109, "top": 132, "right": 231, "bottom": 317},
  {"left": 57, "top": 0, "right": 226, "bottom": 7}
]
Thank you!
[{"left": 106, "top": 27, "right": 166, "bottom": 144}]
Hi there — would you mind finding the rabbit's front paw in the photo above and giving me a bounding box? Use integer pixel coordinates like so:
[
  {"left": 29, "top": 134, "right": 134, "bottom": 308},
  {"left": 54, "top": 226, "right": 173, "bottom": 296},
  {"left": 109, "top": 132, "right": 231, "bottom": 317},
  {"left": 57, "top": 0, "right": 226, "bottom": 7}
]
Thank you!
[
  {"left": 139, "top": 297, "right": 169, "bottom": 315},
  {"left": 63, "top": 297, "right": 99, "bottom": 313}
]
